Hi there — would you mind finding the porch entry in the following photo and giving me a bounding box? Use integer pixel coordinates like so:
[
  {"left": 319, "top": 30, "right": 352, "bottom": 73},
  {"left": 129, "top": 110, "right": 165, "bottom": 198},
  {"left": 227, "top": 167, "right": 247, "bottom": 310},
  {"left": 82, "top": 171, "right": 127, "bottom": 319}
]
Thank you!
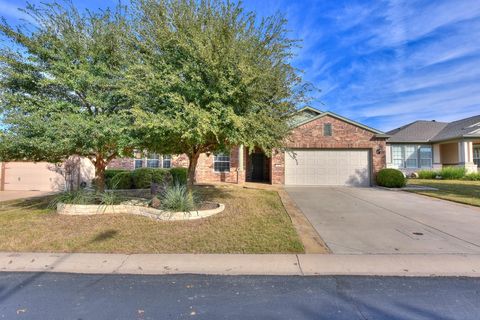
[{"left": 247, "top": 151, "right": 271, "bottom": 183}]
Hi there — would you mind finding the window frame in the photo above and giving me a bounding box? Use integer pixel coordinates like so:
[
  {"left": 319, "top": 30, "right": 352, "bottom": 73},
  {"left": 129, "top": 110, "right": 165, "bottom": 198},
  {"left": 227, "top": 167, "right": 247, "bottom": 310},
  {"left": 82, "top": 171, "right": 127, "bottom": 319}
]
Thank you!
[
  {"left": 390, "top": 144, "right": 433, "bottom": 169},
  {"left": 474, "top": 145, "right": 480, "bottom": 166},
  {"left": 213, "top": 153, "right": 231, "bottom": 173},
  {"left": 323, "top": 123, "right": 332, "bottom": 136},
  {"left": 162, "top": 155, "right": 172, "bottom": 169},
  {"left": 133, "top": 152, "right": 172, "bottom": 169},
  {"left": 419, "top": 145, "right": 433, "bottom": 168}
]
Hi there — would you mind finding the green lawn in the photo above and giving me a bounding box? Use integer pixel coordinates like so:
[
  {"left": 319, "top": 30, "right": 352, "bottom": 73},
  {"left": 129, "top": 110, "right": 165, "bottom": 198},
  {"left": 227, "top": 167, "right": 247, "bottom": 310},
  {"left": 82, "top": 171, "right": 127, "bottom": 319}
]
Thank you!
[
  {"left": 0, "top": 186, "right": 304, "bottom": 254},
  {"left": 407, "top": 179, "right": 480, "bottom": 207}
]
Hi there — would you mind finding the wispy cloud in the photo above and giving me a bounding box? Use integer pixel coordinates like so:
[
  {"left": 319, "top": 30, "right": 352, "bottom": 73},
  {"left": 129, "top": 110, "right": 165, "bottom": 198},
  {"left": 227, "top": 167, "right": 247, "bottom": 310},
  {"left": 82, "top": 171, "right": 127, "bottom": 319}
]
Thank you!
[{"left": 279, "top": 0, "right": 480, "bottom": 130}]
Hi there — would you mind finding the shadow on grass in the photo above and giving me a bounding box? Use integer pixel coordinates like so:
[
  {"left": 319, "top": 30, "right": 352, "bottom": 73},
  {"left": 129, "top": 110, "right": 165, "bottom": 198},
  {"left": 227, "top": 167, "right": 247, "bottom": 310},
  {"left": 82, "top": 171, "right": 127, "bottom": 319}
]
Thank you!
[
  {"left": 92, "top": 229, "right": 118, "bottom": 242},
  {"left": 0, "top": 196, "right": 55, "bottom": 212}
]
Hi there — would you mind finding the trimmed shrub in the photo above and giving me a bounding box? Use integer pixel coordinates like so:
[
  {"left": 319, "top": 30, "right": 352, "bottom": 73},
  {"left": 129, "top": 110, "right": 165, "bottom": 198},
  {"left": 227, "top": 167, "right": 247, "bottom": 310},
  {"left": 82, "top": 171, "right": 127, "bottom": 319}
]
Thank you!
[
  {"left": 170, "top": 167, "right": 188, "bottom": 185},
  {"left": 464, "top": 172, "right": 480, "bottom": 181},
  {"left": 439, "top": 166, "right": 466, "bottom": 180},
  {"left": 160, "top": 184, "right": 198, "bottom": 212},
  {"left": 376, "top": 169, "right": 406, "bottom": 188},
  {"left": 132, "top": 168, "right": 172, "bottom": 189},
  {"left": 417, "top": 170, "right": 437, "bottom": 179},
  {"left": 105, "top": 169, "right": 129, "bottom": 188},
  {"left": 109, "top": 171, "right": 134, "bottom": 189}
]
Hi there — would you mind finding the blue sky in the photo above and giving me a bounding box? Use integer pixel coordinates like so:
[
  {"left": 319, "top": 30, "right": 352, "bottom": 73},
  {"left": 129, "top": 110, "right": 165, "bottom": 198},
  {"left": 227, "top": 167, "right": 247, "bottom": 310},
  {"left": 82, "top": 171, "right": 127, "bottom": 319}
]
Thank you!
[{"left": 1, "top": 0, "right": 480, "bottom": 131}]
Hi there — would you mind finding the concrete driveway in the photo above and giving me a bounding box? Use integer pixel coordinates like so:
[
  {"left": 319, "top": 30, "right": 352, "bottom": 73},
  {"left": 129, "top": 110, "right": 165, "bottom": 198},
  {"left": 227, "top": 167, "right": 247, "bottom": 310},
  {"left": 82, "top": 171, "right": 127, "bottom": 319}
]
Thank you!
[
  {"left": 285, "top": 187, "right": 480, "bottom": 254},
  {"left": 0, "top": 191, "right": 54, "bottom": 202}
]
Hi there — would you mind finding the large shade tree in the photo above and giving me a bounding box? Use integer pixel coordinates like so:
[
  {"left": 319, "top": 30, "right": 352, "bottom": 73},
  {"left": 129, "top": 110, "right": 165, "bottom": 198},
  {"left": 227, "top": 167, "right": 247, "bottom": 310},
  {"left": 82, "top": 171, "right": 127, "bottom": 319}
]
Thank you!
[
  {"left": 0, "top": 2, "right": 136, "bottom": 191},
  {"left": 128, "top": 0, "right": 309, "bottom": 185}
]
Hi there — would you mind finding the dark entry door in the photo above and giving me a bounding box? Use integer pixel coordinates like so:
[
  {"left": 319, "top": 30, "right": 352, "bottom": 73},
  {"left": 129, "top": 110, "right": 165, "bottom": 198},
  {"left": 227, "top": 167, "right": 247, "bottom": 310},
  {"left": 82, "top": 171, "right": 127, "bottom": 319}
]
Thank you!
[{"left": 251, "top": 153, "right": 265, "bottom": 181}]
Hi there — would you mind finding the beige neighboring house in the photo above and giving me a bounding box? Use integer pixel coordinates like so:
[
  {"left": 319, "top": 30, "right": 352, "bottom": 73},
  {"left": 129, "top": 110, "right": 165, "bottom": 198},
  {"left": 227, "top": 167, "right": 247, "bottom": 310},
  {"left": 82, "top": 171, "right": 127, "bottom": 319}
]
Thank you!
[
  {"left": 386, "top": 115, "right": 480, "bottom": 174},
  {"left": 0, "top": 157, "right": 95, "bottom": 192}
]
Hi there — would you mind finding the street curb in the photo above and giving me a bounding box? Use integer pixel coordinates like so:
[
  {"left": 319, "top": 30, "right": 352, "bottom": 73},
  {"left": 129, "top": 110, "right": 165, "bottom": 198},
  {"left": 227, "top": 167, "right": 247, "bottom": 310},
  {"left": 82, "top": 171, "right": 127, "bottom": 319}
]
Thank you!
[{"left": 1, "top": 252, "right": 480, "bottom": 277}]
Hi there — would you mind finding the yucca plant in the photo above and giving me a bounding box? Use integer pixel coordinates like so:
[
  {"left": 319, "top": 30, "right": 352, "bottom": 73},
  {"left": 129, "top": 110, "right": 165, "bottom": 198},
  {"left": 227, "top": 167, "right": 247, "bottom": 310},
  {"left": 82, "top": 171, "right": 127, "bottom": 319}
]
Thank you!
[{"left": 160, "top": 184, "right": 199, "bottom": 212}]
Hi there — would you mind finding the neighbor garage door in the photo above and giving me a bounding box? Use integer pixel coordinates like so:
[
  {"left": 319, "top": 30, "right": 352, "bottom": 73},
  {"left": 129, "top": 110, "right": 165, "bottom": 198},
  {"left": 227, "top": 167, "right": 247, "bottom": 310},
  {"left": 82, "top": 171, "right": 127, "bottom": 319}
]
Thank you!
[
  {"left": 3, "top": 162, "right": 65, "bottom": 191},
  {"left": 285, "top": 149, "right": 371, "bottom": 186}
]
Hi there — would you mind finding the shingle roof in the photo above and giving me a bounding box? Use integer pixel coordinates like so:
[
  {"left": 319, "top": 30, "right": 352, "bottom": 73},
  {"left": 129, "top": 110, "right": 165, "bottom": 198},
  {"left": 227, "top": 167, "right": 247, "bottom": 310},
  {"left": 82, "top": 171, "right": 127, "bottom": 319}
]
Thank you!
[
  {"left": 387, "top": 115, "right": 480, "bottom": 143},
  {"left": 386, "top": 120, "right": 448, "bottom": 143},
  {"left": 431, "top": 115, "right": 480, "bottom": 142}
]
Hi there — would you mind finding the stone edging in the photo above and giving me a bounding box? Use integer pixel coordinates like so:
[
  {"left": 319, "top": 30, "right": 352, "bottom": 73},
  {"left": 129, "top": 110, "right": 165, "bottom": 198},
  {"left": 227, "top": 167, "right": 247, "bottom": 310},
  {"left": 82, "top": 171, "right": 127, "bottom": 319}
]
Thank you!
[{"left": 57, "top": 202, "right": 225, "bottom": 221}]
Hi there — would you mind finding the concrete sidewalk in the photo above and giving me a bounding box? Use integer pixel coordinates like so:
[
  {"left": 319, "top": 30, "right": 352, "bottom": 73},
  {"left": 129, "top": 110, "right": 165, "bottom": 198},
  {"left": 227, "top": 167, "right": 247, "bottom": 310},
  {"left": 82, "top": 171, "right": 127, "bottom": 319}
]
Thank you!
[{"left": 1, "top": 252, "right": 480, "bottom": 277}]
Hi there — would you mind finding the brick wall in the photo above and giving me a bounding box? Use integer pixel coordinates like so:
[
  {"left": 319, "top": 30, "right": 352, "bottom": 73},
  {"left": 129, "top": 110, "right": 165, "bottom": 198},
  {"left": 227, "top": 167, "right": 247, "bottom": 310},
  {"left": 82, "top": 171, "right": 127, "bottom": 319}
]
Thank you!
[
  {"left": 195, "top": 148, "right": 243, "bottom": 184},
  {"left": 107, "top": 149, "right": 247, "bottom": 184},
  {"left": 107, "top": 158, "right": 134, "bottom": 170},
  {"left": 271, "top": 115, "right": 387, "bottom": 184}
]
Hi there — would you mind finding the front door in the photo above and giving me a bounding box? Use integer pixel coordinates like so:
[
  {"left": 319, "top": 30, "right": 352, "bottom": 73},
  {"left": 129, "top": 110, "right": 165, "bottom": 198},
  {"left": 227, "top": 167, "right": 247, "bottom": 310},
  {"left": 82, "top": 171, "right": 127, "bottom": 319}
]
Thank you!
[{"left": 251, "top": 153, "right": 266, "bottom": 181}]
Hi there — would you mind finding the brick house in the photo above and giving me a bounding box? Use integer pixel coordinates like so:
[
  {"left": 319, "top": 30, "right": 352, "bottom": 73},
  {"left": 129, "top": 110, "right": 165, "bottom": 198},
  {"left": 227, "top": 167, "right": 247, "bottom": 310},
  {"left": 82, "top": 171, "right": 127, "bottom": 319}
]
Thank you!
[{"left": 109, "top": 107, "right": 388, "bottom": 186}]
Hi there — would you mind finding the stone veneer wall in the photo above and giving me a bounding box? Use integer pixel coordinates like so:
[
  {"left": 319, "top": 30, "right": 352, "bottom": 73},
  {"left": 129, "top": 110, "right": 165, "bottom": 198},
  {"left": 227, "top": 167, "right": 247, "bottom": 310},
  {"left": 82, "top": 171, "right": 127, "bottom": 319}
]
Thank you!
[{"left": 270, "top": 115, "right": 387, "bottom": 185}]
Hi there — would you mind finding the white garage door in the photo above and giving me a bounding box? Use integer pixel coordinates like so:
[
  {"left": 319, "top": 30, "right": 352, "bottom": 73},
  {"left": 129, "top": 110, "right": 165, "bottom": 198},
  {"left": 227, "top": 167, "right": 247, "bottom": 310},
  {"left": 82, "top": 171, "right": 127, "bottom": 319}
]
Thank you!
[
  {"left": 4, "top": 162, "right": 65, "bottom": 191},
  {"left": 285, "top": 149, "right": 371, "bottom": 186}
]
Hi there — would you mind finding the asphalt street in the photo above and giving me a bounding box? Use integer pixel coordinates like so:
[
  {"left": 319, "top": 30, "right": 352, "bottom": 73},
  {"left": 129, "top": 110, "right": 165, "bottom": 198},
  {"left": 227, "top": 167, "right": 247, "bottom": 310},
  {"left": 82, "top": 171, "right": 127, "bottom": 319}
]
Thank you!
[{"left": 0, "top": 272, "right": 479, "bottom": 320}]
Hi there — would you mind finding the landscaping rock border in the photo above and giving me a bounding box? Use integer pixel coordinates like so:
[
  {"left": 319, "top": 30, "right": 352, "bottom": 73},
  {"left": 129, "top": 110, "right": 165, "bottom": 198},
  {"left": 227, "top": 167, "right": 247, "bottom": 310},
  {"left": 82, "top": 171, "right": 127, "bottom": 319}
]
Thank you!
[{"left": 57, "top": 202, "right": 225, "bottom": 221}]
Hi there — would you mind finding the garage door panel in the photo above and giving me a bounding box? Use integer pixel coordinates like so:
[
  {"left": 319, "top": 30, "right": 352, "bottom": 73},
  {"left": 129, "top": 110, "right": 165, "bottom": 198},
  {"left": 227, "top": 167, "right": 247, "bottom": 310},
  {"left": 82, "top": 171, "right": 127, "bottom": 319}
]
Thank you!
[
  {"left": 285, "top": 149, "right": 370, "bottom": 187},
  {"left": 4, "top": 162, "right": 65, "bottom": 191}
]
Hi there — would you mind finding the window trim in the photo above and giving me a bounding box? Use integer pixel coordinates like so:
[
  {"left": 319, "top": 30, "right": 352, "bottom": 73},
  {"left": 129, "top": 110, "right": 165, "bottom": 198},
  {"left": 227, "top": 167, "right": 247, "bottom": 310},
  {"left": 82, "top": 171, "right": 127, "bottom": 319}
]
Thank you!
[
  {"left": 213, "top": 153, "right": 231, "bottom": 173},
  {"left": 390, "top": 144, "right": 433, "bottom": 169}
]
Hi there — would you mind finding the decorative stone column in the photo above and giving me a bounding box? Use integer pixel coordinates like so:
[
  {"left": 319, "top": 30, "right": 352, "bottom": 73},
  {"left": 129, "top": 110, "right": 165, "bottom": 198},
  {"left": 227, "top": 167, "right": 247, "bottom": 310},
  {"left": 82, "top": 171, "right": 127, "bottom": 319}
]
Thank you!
[
  {"left": 237, "top": 145, "right": 245, "bottom": 184},
  {"left": 458, "top": 140, "right": 477, "bottom": 173},
  {"left": 432, "top": 143, "right": 442, "bottom": 170}
]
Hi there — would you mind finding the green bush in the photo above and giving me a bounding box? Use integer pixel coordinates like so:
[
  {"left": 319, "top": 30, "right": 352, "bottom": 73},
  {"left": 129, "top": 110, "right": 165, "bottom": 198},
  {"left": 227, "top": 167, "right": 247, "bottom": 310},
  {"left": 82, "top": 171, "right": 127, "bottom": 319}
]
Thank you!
[
  {"left": 132, "top": 168, "right": 172, "bottom": 189},
  {"left": 160, "top": 184, "right": 198, "bottom": 212},
  {"left": 170, "top": 167, "right": 188, "bottom": 185},
  {"left": 439, "top": 166, "right": 466, "bottom": 180},
  {"left": 109, "top": 171, "right": 134, "bottom": 189},
  {"left": 376, "top": 169, "right": 406, "bottom": 188},
  {"left": 417, "top": 170, "right": 437, "bottom": 179},
  {"left": 105, "top": 169, "right": 129, "bottom": 188},
  {"left": 464, "top": 172, "right": 480, "bottom": 181}
]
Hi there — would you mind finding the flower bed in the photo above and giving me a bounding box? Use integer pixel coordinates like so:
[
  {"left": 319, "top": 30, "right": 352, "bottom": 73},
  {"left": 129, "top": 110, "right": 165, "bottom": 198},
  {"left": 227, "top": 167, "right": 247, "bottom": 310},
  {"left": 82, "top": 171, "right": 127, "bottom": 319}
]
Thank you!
[{"left": 57, "top": 201, "right": 225, "bottom": 221}]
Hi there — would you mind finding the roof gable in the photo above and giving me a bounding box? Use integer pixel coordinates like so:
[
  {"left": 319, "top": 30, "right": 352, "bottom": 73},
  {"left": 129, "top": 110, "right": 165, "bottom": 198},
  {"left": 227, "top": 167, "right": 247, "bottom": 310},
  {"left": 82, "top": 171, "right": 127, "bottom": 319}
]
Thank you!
[
  {"left": 291, "top": 109, "right": 384, "bottom": 134},
  {"left": 288, "top": 107, "right": 323, "bottom": 127}
]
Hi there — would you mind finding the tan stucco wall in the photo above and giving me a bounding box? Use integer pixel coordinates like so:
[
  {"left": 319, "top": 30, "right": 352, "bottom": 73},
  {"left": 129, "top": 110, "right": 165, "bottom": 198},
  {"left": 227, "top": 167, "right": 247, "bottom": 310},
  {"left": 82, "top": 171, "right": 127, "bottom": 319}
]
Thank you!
[{"left": 440, "top": 143, "right": 459, "bottom": 165}]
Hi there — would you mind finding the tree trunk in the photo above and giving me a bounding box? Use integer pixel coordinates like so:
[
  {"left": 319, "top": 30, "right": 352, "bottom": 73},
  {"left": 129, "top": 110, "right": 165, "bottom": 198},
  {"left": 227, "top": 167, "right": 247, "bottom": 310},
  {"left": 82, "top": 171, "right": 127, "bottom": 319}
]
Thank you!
[
  {"left": 94, "top": 158, "right": 107, "bottom": 193},
  {"left": 187, "top": 151, "right": 200, "bottom": 188}
]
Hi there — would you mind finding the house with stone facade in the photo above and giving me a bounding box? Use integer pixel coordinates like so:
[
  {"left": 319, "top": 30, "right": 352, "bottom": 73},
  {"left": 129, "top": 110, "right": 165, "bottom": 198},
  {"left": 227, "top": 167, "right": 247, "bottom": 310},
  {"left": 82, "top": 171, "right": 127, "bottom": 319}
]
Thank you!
[
  {"left": 109, "top": 107, "right": 389, "bottom": 187},
  {"left": 386, "top": 115, "right": 480, "bottom": 174}
]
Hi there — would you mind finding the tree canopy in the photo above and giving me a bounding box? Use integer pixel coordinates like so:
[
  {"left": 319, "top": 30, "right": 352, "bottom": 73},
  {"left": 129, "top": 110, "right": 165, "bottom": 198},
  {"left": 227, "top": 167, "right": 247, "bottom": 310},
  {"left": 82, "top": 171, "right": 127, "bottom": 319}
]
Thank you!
[
  {"left": 0, "top": 0, "right": 309, "bottom": 188},
  {"left": 127, "top": 0, "right": 308, "bottom": 184},
  {"left": 0, "top": 2, "right": 136, "bottom": 191}
]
